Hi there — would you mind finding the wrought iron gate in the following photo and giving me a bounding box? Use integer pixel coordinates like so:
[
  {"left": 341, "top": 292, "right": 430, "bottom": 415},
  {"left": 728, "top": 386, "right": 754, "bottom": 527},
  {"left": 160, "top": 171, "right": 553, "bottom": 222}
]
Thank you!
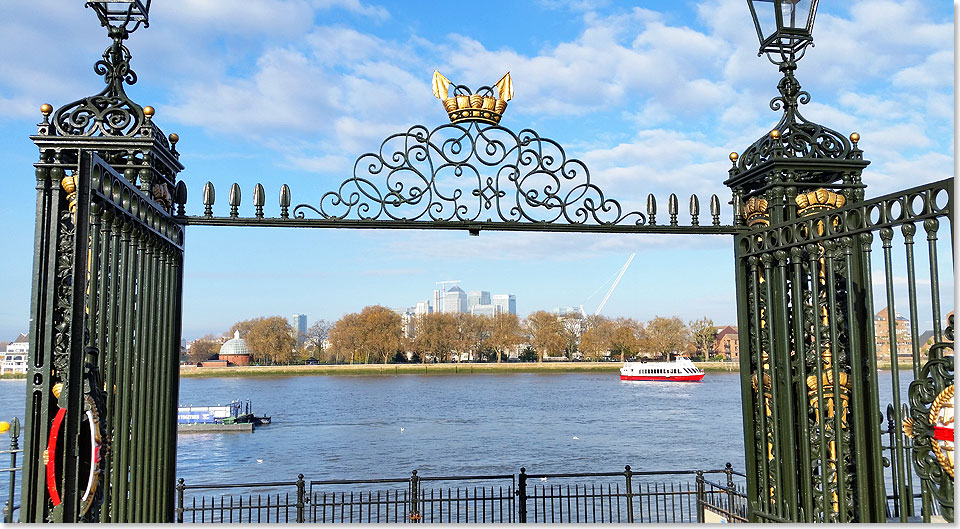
[
  {"left": 727, "top": 58, "right": 954, "bottom": 522},
  {"left": 15, "top": 1, "right": 953, "bottom": 524},
  {"left": 20, "top": 5, "right": 185, "bottom": 522}
]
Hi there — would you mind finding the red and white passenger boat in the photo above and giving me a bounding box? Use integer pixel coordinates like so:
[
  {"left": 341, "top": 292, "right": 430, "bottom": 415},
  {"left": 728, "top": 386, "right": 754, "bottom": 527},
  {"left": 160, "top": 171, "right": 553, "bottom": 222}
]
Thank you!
[{"left": 619, "top": 356, "right": 705, "bottom": 382}]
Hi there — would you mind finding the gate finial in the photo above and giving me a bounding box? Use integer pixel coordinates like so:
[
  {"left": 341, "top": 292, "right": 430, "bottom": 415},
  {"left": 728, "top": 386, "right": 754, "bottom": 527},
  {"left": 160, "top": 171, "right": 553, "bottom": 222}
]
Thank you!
[{"left": 432, "top": 71, "right": 512, "bottom": 125}]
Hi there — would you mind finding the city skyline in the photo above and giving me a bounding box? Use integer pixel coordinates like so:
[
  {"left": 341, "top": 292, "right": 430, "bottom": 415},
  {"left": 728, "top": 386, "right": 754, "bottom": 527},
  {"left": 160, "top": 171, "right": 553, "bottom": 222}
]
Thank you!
[{"left": 0, "top": 1, "right": 952, "bottom": 342}]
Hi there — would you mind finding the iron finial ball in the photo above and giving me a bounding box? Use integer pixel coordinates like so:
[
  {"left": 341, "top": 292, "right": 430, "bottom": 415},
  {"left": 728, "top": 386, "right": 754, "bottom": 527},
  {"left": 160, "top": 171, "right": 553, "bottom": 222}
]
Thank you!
[
  {"left": 40, "top": 103, "right": 53, "bottom": 116},
  {"left": 169, "top": 133, "right": 179, "bottom": 145},
  {"left": 143, "top": 106, "right": 155, "bottom": 117},
  {"left": 850, "top": 132, "right": 860, "bottom": 143},
  {"left": 729, "top": 152, "right": 739, "bottom": 162},
  {"left": 769, "top": 129, "right": 780, "bottom": 140}
]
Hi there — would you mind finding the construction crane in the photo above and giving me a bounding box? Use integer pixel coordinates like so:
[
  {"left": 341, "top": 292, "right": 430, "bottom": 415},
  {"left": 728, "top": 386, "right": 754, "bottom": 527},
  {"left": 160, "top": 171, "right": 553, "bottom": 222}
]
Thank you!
[
  {"left": 593, "top": 253, "right": 636, "bottom": 316},
  {"left": 436, "top": 280, "right": 461, "bottom": 313}
]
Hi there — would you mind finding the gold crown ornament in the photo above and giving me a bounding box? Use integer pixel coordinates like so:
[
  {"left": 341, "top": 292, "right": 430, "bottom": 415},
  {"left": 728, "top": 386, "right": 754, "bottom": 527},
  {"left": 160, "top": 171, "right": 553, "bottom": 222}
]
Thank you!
[
  {"left": 433, "top": 71, "right": 513, "bottom": 125},
  {"left": 795, "top": 188, "right": 846, "bottom": 216},
  {"left": 743, "top": 196, "right": 770, "bottom": 227}
]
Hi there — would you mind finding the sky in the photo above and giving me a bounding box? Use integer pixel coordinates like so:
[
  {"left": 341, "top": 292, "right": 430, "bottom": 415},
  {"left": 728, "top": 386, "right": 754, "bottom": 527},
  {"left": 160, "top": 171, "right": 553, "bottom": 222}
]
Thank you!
[{"left": 0, "top": 0, "right": 954, "bottom": 341}]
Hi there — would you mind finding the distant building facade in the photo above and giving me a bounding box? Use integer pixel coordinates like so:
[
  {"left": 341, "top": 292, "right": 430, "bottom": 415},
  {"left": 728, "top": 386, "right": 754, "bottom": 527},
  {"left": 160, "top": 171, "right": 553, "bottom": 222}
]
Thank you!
[
  {"left": 415, "top": 300, "right": 432, "bottom": 316},
  {"left": 442, "top": 286, "right": 468, "bottom": 314},
  {"left": 1, "top": 333, "right": 29, "bottom": 375},
  {"left": 290, "top": 314, "right": 307, "bottom": 345},
  {"left": 714, "top": 326, "right": 739, "bottom": 361},
  {"left": 433, "top": 289, "right": 441, "bottom": 314},
  {"left": 492, "top": 294, "right": 517, "bottom": 315},
  {"left": 874, "top": 307, "right": 912, "bottom": 360},
  {"left": 471, "top": 304, "right": 497, "bottom": 317},
  {"left": 468, "top": 291, "right": 491, "bottom": 312},
  {"left": 393, "top": 307, "right": 417, "bottom": 338}
]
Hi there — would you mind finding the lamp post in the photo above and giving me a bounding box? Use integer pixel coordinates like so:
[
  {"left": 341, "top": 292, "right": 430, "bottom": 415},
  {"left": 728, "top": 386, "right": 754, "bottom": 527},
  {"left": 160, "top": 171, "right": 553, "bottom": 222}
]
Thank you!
[
  {"left": 726, "top": 0, "right": 866, "bottom": 221},
  {"left": 728, "top": 1, "right": 886, "bottom": 523},
  {"left": 746, "top": 0, "right": 818, "bottom": 66}
]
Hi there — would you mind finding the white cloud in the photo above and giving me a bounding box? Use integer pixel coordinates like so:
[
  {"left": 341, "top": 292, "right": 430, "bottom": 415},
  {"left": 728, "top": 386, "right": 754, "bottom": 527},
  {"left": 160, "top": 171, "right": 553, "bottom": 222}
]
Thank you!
[
  {"left": 892, "top": 50, "right": 954, "bottom": 88},
  {"left": 311, "top": 0, "right": 390, "bottom": 21}
]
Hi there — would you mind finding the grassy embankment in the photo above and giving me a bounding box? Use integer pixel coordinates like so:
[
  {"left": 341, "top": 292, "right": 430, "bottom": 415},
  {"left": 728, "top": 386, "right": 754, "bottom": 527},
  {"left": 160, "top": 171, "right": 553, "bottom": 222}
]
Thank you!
[
  {"left": 1, "top": 360, "right": 918, "bottom": 380},
  {"left": 0, "top": 360, "right": 912, "bottom": 379},
  {"left": 180, "top": 359, "right": 917, "bottom": 378}
]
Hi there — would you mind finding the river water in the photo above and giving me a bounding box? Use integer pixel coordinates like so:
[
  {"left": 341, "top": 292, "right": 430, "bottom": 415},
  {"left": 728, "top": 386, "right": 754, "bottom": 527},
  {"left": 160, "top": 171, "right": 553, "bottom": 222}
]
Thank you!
[{"left": 0, "top": 369, "right": 915, "bottom": 489}]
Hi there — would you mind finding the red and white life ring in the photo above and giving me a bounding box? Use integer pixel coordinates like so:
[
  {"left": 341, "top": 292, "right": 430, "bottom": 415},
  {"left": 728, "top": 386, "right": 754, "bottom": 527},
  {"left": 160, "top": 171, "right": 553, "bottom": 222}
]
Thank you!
[{"left": 44, "top": 393, "right": 102, "bottom": 515}]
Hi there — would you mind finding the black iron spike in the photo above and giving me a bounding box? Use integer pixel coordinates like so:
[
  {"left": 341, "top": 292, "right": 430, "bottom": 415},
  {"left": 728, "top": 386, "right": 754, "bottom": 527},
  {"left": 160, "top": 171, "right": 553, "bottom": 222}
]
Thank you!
[
  {"left": 253, "top": 183, "right": 265, "bottom": 219},
  {"left": 228, "top": 183, "right": 241, "bottom": 218},
  {"left": 689, "top": 194, "right": 700, "bottom": 226},
  {"left": 668, "top": 193, "right": 679, "bottom": 226},
  {"left": 202, "top": 181, "right": 215, "bottom": 217},
  {"left": 646, "top": 194, "right": 657, "bottom": 225},
  {"left": 175, "top": 181, "right": 187, "bottom": 217},
  {"left": 710, "top": 194, "right": 721, "bottom": 226},
  {"left": 280, "top": 184, "right": 291, "bottom": 219}
]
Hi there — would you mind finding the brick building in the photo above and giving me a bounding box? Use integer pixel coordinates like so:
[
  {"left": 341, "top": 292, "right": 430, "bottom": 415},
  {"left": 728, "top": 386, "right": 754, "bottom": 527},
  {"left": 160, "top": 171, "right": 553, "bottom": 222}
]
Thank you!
[
  {"left": 874, "top": 307, "right": 912, "bottom": 361},
  {"left": 714, "top": 325, "right": 739, "bottom": 361}
]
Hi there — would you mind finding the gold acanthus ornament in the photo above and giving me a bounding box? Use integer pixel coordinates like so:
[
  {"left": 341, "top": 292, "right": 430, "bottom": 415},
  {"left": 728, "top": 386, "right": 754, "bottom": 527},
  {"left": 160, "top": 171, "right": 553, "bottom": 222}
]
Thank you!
[{"left": 432, "top": 71, "right": 513, "bottom": 125}]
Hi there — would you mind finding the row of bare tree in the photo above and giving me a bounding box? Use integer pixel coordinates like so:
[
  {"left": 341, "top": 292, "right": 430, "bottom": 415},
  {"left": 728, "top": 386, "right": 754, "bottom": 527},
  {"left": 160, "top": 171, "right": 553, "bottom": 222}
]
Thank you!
[{"left": 185, "top": 309, "right": 721, "bottom": 366}]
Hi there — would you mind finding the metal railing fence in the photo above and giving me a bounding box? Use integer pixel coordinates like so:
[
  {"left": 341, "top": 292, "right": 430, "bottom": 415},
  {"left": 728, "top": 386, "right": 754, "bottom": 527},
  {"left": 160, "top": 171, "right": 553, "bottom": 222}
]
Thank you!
[
  {"left": 1, "top": 417, "right": 21, "bottom": 523},
  {"left": 175, "top": 465, "right": 747, "bottom": 523}
]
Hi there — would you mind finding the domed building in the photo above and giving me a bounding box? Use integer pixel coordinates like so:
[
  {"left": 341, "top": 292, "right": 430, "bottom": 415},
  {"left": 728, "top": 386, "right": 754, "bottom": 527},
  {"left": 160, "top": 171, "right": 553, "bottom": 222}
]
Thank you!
[{"left": 218, "top": 330, "right": 252, "bottom": 366}]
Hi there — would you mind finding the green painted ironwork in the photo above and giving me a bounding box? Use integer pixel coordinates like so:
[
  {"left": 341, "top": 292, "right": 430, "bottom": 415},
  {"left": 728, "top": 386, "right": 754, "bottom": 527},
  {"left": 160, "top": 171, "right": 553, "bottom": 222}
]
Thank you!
[
  {"left": 21, "top": 3, "right": 184, "bottom": 521},
  {"left": 15, "top": 1, "right": 954, "bottom": 525}
]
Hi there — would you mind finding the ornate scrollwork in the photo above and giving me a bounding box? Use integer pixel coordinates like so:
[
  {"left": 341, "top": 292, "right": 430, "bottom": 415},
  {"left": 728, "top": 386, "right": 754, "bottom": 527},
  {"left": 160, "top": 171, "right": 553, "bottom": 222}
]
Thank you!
[
  {"left": 293, "top": 122, "right": 646, "bottom": 226},
  {"left": 732, "top": 64, "right": 859, "bottom": 175},
  {"left": 52, "top": 169, "right": 78, "bottom": 382},
  {"left": 52, "top": 29, "right": 145, "bottom": 137},
  {"left": 906, "top": 314, "right": 954, "bottom": 522}
]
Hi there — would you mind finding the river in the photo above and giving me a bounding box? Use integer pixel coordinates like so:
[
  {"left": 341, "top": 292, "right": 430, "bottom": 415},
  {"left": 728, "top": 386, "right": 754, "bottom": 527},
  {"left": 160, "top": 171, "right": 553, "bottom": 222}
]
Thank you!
[{"left": 0, "top": 369, "right": 915, "bottom": 492}]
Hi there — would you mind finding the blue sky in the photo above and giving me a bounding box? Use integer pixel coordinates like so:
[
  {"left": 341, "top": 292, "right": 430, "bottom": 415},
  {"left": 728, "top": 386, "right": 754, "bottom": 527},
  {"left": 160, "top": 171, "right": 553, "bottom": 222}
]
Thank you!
[{"left": 0, "top": 1, "right": 953, "bottom": 341}]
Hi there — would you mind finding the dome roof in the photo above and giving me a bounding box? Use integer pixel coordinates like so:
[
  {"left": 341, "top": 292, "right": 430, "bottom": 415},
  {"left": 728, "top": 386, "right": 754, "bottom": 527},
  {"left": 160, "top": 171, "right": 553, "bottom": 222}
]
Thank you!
[{"left": 219, "top": 330, "right": 251, "bottom": 357}]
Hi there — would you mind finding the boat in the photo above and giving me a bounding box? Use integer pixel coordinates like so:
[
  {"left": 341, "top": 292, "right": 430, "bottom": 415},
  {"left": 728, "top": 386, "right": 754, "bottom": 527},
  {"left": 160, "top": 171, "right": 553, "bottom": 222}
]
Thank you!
[
  {"left": 177, "top": 399, "right": 271, "bottom": 433},
  {"left": 619, "top": 356, "right": 705, "bottom": 382}
]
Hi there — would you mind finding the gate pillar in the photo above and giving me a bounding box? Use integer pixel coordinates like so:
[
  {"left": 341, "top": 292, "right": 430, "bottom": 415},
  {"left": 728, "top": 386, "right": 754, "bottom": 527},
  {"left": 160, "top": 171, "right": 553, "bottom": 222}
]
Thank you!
[
  {"left": 20, "top": 3, "right": 186, "bottom": 522},
  {"left": 725, "top": 56, "right": 890, "bottom": 522}
]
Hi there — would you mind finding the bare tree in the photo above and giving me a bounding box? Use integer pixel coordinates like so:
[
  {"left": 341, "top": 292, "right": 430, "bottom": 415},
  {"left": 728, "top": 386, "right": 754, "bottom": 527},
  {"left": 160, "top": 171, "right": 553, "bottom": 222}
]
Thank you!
[
  {"left": 358, "top": 305, "right": 404, "bottom": 364},
  {"left": 641, "top": 316, "right": 690, "bottom": 358},
  {"left": 306, "top": 320, "right": 332, "bottom": 359},
  {"left": 524, "top": 311, "right": 567, "bottom": 362},
  {"left": 488, "top": 312, "right": 523, "bottom": 363},
  {"left": 579, "top": 316, "right": 613, "bottom": 361},
  {"left": 245, "top": 316, "right": 297, "bottom": 364},
  {"left": 689, "top": 317, "right": 716, "bottom": 360},
  {"left": 413, "top": 313, "right": 458, "bottom": 363},
  {"left": 610, "top": 317, "right": 644, "bottom": 361},
  {"left": 186, "top": 334, "right": 220, "bottom": 364},
  {"left": 329, "top": 312, "right": 363, "bottom": 364}
]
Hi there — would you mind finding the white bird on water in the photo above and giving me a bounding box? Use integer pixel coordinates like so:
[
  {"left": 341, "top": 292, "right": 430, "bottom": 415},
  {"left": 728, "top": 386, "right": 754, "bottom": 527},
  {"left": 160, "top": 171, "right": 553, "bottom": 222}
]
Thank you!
[
  {"left": 400, "top": 427, "right": 405, "bottom": 433},
  {"left": 540, "top": 477, "right": 548, "bottom": 482},
  {"left": 256, "top": 459, "right": 263, "bottom": 464},
  {"left": 572, "top": 436, "right": 579, "bottom": 440}
]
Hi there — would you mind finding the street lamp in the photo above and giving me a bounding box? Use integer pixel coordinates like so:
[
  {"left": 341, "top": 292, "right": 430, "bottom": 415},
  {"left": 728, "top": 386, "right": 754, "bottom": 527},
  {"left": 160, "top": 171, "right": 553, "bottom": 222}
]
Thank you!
[
  {"left": 726, "top": 0, "right": 866, "bottom": 225},
  {"left": 85, "top": 1, "right": 151, "bottom": 33},
  {"left": 746, "top": 0, "right": 818, "bottom": 65}
]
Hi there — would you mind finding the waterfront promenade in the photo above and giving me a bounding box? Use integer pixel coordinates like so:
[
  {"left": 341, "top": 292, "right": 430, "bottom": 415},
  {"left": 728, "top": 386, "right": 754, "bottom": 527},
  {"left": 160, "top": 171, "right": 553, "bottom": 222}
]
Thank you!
[
  {"left": 176, "top": 360, "right": 919, "bottom": 378},
  {"left": 178, "top": 361, "right": 740, "bottom": 378}
]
